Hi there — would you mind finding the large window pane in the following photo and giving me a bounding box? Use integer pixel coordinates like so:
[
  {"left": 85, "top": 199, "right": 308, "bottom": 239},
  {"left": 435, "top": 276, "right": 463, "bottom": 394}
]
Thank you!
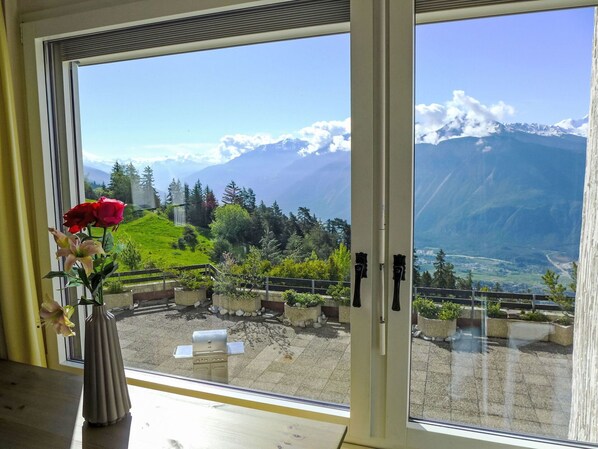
[
  {"left": 78, "top": 34, "right": 352, "bottom": 406},
  {"left": 410, "top": 7, "right": 595, "bottom": 444}
]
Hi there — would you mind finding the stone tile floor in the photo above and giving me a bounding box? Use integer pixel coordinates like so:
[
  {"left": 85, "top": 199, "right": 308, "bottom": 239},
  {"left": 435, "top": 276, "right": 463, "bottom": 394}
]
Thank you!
[
  {"left": 114, "top": 301, "right": 351, "bottom": 405},
  {"left": 114, "top": 302, "right": 573, "bottom": 440}
]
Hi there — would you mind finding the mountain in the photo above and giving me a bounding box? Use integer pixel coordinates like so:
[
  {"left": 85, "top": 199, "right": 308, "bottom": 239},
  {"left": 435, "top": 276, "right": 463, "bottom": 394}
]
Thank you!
[
  {"left": 185, "top": 139, "right": 351, "bottom": 220},
  {"left": 84, "top": 166, "right": 110, "bottom": 185},
  {"left": 414, "top": 130, "right": 586, "bottom": 264}
]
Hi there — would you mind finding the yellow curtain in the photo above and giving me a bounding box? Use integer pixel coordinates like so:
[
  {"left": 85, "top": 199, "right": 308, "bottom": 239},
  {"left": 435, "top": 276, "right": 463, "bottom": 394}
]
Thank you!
[{"left": 0, "top": 2, "right": 46, "bottom": 366}]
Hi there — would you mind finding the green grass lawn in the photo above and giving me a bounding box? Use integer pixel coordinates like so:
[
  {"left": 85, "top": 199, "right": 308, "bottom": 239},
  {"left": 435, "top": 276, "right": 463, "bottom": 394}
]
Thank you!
[{"left": 117, "top": 213, "right": 213, "bottom": 269}]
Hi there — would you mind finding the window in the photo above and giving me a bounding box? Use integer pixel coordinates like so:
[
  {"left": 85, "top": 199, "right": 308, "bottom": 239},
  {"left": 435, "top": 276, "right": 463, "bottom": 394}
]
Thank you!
[{"left": 24, "top": 0, "right": 598, "bottom": 448}]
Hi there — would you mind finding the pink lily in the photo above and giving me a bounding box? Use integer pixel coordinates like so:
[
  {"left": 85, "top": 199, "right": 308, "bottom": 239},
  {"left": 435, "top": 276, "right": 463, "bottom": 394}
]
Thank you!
[
  {"left": 48, "top": 227, "right": 70, "bottom": 248},
  {"left": 56, "top": 236, "right": 104, "bottom": 275},
  {"left": 40, "top": 294, "right": 76, "bottom": 337}
]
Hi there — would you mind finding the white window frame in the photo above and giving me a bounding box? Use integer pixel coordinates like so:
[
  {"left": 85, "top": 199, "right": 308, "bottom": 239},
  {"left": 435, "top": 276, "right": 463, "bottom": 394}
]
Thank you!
[{"left": 22, "top": 0, "right": 598, "bottom": 447}]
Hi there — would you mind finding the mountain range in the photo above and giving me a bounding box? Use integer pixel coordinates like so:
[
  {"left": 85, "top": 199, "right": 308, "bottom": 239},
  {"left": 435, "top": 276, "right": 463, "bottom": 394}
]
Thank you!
[{"left": 84, "top": 117, "right": 587, "bottom": 264}]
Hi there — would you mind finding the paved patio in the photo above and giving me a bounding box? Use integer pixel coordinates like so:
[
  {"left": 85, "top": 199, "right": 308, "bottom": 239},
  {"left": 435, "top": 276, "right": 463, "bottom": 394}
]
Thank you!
[{"left": 114, "top": 302, "right": 573, "bottom": 440}]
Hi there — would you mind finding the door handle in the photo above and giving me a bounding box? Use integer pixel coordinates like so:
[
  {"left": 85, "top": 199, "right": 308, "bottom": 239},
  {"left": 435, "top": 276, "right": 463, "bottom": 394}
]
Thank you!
[
  {"left": 353, "top": 252, "right": 368, "bottom": 308},
  {"left": 392, "top": 254, "right": 406, "bottom": 311}
]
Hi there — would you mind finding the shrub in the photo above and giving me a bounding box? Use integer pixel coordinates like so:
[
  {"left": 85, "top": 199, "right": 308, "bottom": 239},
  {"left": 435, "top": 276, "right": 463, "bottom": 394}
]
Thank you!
[
  {"left": 438, "top": 301, "right": 462, "bottom": 321},
  {"left": 326, "top": 283, "right": 350, "bottom": 306},
  {"left": 104, "top": 279, "right": 124, "bottom": 294},
  {"left": 486, "top": 301, "right": 507, "bottom": 319},
  {"left": 519, "top": 310, "right": 549, "bottom": 322},
  {"left": 553, "top": 314, "right": 574, "bottom": 326},
  {"left": 413, "top": 296, "right": 438, "bottom": 319},
  {"left": 283, "top": 289, "right": 325, "bottom": 308},
  {"left": 177, "top": 269, "right": 212, "bottom": 290}
]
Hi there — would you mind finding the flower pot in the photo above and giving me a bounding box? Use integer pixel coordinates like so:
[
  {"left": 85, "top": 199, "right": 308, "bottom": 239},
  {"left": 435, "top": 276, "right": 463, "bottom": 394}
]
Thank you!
[
  {"left": 174, "top": 287, "right": 207, "bottom": 306},
  {"left": 417, "top": 314, "right": 457, "bottom": 339},
  {"left": 104, "top": 290, "right": 133, "bottom": 310},
  {"left": 338, "top": 305, "right": 351, "bottom": 324},
  {"left": 486, "top": 317, "right": 508, "bottom": 338},
  {"left": 83, "top": 305, "right": 131, "bottom": 426},
  {"left": 284, "top": 303, "right": 321, "bottom": 327},
  {"left": 213, "top": 294, "right": 261, "bottom": 313},
  {"left": 550, "top": 323, "right": 574, "bottom": 346},
  {"left": 507, "top": 320, "right": 552, "bottom": 342}
]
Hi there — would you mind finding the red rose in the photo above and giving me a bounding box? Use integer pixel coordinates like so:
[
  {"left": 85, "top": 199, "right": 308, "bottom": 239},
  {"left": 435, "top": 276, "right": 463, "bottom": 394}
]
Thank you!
[
  {"left": 94, "top": 197, "right": 126, "bottom": 228},
  {"left": 63, "top": 202, "right": 97, "bottom": 233}
]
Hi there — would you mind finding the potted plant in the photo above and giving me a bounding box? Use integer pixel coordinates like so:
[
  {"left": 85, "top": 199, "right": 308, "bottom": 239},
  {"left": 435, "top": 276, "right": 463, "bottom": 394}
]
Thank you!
[
  {"left": 174, "top": 269, "right": 213, "bottom": 306},
  {"left": 327, "top": 283, "right": 350, "bottom": 323},
  {"left": 485, "top": 300, "right": 508, "bottom": 338},
  {"left": 550, "top": 314, "right": 574, "bottom": 346},
  {"left": 103, "top": 279, "right": 133, "bottom": 310},
  {"left": 213, "top": 251, "right": 263, "bottom": 314},
  {"left": 283, "top": 289, "right": 325, "bottom": 327},
  {"left": 508, "top": 310, "right": 553, "bottom": 341},
  {"left": 413, "top": 296, "right": 461, "bottom": 339}
]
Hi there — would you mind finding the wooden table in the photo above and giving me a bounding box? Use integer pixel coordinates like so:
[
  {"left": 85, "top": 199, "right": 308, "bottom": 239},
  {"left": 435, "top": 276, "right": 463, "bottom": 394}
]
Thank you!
[{"left": 0, "top": 360, "right": 346, "bottom": 449}]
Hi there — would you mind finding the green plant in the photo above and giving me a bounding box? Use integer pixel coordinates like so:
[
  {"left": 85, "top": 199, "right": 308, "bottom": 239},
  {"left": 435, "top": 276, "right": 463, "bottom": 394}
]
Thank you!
[
  {"left": 554, "top": 314, "right": 574, "bottom": 326},
  {"left": 104, "top": 279, "right": 124, "bottom": 294},
  {"left": 486, "top": 301, "right": 507, "bottom": 318},
  {"left": 326, "top": 283, "right": 350, "bottom": 306},
  {"left": 519, "top": 310, "right": 549, "bottom": 322},
  {"left": 177, "top": 269, "right": 213, "bottom": 290},
  {"left": 283, "top": 289, "right": 325, "bottom": 308},
  {"left": 438, "top": 301, "right": 462, "bottom": 321},
  {"left": 214, "top": 251, "right": 263, "bottom": 301},
  {"left": 413, "top": 296, "right": 439, "bottom": 319}
]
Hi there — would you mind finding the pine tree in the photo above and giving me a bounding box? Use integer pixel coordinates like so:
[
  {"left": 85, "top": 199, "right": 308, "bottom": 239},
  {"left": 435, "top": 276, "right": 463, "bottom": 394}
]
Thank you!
[
  {"left": 240, "top": 187, "right": 256, "bottom": 212},
  {"left": 412, "top": 248, "right": 422, "bottom": 287},
  {"left": 432, "top": 249, "right": 456, "bottom": 289},
  {"left": 140, "top": 166, "right": 160, "bottom": 209},
  {"left": 259, "top": 226, "right": 282, "bottom": 264},
  {"left": 221, "top": 180, "right": 242, "bottom": 205}
]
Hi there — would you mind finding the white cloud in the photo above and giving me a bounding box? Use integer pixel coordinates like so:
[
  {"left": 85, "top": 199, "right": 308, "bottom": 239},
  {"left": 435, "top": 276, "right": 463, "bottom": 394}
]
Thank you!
[
  {"left": 298, "top": 118, "right": 351, "bottom": 156},
  {"left": 415, "top": 90, "right": 515, "bottom": 144}
]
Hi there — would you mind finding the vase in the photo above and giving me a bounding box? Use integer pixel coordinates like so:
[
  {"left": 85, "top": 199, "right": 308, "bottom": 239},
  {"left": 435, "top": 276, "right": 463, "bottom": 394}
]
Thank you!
[{"left": 83, "top": 304, "right": 131, "bottom": 426}]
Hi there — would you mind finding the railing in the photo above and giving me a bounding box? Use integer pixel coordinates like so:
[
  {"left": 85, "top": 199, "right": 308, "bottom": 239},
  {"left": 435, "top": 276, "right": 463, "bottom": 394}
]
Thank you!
[
  {"left": 414, "top": 286, "right": 569, "bottom": 314},
  {"left": 113, "top": 264, "right": 216, "bottom": 289}
]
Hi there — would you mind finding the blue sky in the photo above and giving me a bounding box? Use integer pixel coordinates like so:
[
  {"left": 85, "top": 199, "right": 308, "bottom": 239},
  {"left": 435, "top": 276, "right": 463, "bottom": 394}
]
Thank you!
[{"left": 79, "top": 6, "right": 594, "bottom": 163}]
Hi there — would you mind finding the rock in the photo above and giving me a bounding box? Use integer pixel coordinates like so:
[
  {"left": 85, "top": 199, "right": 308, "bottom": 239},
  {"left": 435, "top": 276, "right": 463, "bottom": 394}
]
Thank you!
[
  {"left": 194, "top": 301, "right": 201, "bottom": 308},
  {"left": 220, "top": 308, "right": 228, "bottom": 315},
  {"left": 305, "top": 319, "right": 314, "bottom": 327},
  {"left": 261, "top": 307, "right": 266, "bottom": 312},
  {"left": 256, "top": 311, "right": 262, "bottom": 316},
  {"left": 313, "top": 322, "right": 322, "bottom": 329},
  {"left": 283, "top": 318, "right": 291, "bottom": 326},
  {"left": 244, "top": 312, "right": 251, "bottom": 317},
  {"left": 251, "top": 312, "right": 257, "bottom": 317},
  {"left": 236, "top": 310, "right": 244, "bottom": 316},
  {"left": 298, "top": 321, "right": 306, "bottom": 328}
]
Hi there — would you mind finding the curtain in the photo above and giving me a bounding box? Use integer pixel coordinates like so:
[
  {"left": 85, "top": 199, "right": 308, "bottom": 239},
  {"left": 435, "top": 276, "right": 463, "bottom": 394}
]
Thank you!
[{"left": 0, "top": 1, "right": 46, "bottom": 366}]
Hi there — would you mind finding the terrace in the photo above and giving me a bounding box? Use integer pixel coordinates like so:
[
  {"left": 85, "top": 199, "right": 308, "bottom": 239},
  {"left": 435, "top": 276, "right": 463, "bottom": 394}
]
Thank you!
[{"left": 111, "top": 275, "right": 573, "bottom": 440}]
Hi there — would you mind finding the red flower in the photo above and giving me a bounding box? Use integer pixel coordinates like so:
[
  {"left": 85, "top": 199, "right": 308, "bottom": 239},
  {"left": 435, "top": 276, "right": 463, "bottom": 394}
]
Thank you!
[
  {"left": 63, "top": 202, "right": 96, "bottom": 233},
  {"left": 94, "top": 197, "right": 126, "bottom": 229}
]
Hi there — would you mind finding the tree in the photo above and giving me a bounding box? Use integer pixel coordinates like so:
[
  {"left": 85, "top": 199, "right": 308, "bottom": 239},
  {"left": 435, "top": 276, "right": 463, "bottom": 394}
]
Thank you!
[
  {"left": 240, "top": 187, "right": 256, "bottom": 213},
  {"left": 456, "top": 270, "right": 473, "bottom": 291},
  {"left": 140, "top": 166, "right": 160, "bottom": 209},
  {"left": 542, "top": 269, "right": 571, "bottom": 312},
  {"left": 221, "top": 180, "right": 242, "bottom": 205},
  {"left": 182, "top": 225, "right": 198, "bottom": 251},
  {"left": 421, "top": 271, "right": 433, "bottom": 287},
  {"left": 209, "top": 204, "right": 250, "bottom": 245},
  {"left": 432, "top": 249, "right": 456, "bottom": 289},
  {"left": 259, "top": 226, "right": 282, "bottom": 264},
  {"left": 118, "top": 235, "right": 142, "bottom": 270},
  {"left": 412, "top": 248, "right": 421, "bottom": 287},
  {"left": 328, "top": 243, "right": 351, "bottom": 281}
]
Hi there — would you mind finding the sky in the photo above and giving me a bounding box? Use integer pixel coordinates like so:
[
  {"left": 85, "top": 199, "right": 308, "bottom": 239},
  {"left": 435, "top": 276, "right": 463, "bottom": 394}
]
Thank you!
[{"left": 79, "top": 6, "right": 594, "bottom": 165}]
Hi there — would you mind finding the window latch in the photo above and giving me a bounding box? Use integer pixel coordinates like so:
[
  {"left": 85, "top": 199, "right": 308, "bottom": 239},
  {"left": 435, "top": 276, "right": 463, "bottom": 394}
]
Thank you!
[
  {"left": 392, "top": 254, "right": 406, "bottom": 311},
  {"left": 353, "top": 252, "right": 368, "bottom": 308}
]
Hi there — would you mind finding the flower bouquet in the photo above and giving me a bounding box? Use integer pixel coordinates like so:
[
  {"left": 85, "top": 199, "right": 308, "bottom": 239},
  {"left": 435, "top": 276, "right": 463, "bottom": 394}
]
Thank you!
[
  {"left": 41, "top": 197, "right": 131, "bottom": 426},
  {"left": 41, "top": 197, "right": 125, "bottom": 335}
]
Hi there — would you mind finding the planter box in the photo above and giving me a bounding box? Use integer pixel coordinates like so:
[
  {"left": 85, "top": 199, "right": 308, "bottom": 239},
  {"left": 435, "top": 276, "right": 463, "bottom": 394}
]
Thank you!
[
  {"left": 104, "top": 291, "right": 133, "bottom": 310},
  {"left": 507, "top": 320, "right": 552, "bottom": 342},
  {"left": 174, "top": 288, "right": 207, "bottom": 306},
  {"left": 338, "top": 305, "right": 350, "bottom": 324},
  {"left": 213, "top": 294, "right": 261, "bottom": 313},
  {"left": 550, "top": 324, "right": 573, "bottom": 346},
  {"left": 486, "top": 317, "right": 508, "bottom": 339},
  {"left": 417, "top": 314, "right": 457, "bottom": 339},
  {"left": 284, "top": 303, "right": 321, "bottom": 327}
]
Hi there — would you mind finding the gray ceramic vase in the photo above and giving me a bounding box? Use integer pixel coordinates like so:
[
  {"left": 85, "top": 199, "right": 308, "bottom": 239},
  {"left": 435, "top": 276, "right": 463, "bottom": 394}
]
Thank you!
[{"left": 83, "top": 304, "right": 131, "bottom": 426}]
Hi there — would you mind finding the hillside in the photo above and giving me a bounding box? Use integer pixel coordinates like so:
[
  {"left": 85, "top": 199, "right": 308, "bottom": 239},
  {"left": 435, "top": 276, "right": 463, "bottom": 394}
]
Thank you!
[{"left": 117, "top": 213, "right": 213, "bottom": 268}]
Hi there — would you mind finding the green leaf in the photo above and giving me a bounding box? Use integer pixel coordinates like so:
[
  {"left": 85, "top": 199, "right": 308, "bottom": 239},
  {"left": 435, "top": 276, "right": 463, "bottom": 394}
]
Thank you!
[
  {"left": 78, "top": 296, "right": 96, "bottom": 306},
  {"left": 43, "top": 271, "right": 68, "bottom": 279},
  {"left": 103, "top": 232, "right": 115, "bottom": 252}
]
